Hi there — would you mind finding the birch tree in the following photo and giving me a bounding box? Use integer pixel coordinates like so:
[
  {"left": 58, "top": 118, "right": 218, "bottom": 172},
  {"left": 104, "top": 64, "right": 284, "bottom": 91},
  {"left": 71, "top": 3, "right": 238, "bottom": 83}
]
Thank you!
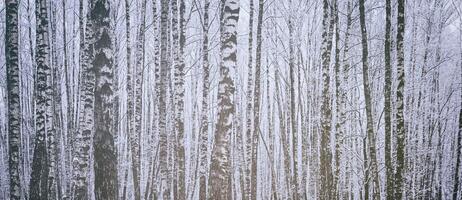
[
  {"left": 287, "top": 1, "right": 299, "bottom": 198},
  {"left": 73, "top": 0, "right": 95, "bottom": 198},
  {"left": 5, "top": 0, "right": 21, "bottom": 199},
  {"left": 394, "top": 0, "right": 406, "bottom": 199},
  {"left": 244, "top": 0, "right": 255, "bottom": 198},
  {"left": 159, "top": 0, "right": 171, "bottom": 198},
  {"left": 124, "top": 0, "right": 142, "bottom": 197},
  {"left": 172, "top": 0, "right": 186, "bottom": 198},
  {"left": 208, "top": 0, "right": 240, "bottom": 199},
  {"left": 30, "top": 0, "right": 53, "bottom": 198},
  {"left": 358, "top": 0, "right": 380, "bottom": 198},
  {"left": 1, "top": 0, "right": 462, "bottom": 199},
  {"left": 320, "top": 0, "right": 334, "bottom": 198},
  {"left": 178, "top": 0, "right": 187, "bottom": 198},
  {"left": 90, "top": 0, "right": 118, "bottom": 199},
  {"left": 250, "top": 0, "right": 263, "bottom": 199},
  {"left": 132, "top": 0, "right": 147, "bottom": 198},
  {"left": 333, "top": 0, "right": 342, "bottom": 198},
  {"left": 198, "top": 0, "right": 210, "bottom": 199},
  {"left": 384, "top": 0, "right": 393, "bottom": 199}
]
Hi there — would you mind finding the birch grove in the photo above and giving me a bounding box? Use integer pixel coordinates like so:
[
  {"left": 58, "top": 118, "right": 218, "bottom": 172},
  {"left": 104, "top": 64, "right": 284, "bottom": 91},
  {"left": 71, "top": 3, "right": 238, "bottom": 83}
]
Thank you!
[{"left": 1, "top": 0, "right": 462, "bottom": 199}]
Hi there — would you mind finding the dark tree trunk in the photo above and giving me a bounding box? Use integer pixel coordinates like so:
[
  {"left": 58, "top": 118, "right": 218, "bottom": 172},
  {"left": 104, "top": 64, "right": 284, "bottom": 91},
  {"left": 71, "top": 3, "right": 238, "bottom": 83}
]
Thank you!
[
  {"left": 5, "top": 0, "right": 21, "bottom": 199},
  {"left": 359, "top": 0, "right": 380, "bottom": 198},
  {"left": 395, "top": 0, "right": 406, "bottom": 199},
  {"left": 250, "top": 0, "right": 264, "bottom": 199},
  {"left": 384, "top": 0, "right": 394, "bottom": 199},
  {"left": 91, "top": 0, "right": 118, "bottom": 199},
  {"left": 320, "top": 0, "right": 335, "bottom": 198}
]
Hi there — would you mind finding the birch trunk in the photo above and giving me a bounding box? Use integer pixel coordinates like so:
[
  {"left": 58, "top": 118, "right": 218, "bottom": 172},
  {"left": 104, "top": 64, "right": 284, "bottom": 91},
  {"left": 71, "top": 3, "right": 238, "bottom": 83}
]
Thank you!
[
  {"left": 123, "top": 0, "right": 142, "bottom": 198},
  {"left": 287, "top": 1, "right": 299, "bottom": 197},
  {"left": 159, "top": 0, "right": 171, "bottom": 198},
  {"left": 244, "top": 1, "right": 254, "bottom": 198},
  {"left": 146, "top": 0, "right": 160, "bottom": 197},
  {"left": 133, "top": 0, "right": 147, "bottom": 198},
  {"left": 62, "top": 0, "right": 73, "bottom": 151},
  {"left": 199, "top": 0, "right": 210, "bottom": 199},
  {"left": 208, "top": 0, "right": 240, "bottom": 199},
  {"left": 5, "top": 0, "right": 21, "bottom": 199},
  {"left": 384, "top": 0, "right": 393, "bottom": 199},
  {"left": 172, "top": 0, "right": 186, "bottom": 198},
  {"left": 395, "top": 0, "right": 406, "bottom": 199},
  {"left": 30, "top": 0, "right": 53, "bottom": 198},
  {"left": 333, "top": 0, "right": 342, "bottom": 198},
  {"left": 178, "top": 0, "right": 186, "bottom": 198},
  {"left": 73, "top": 0, "right": 94, "bottom": 198},
  {"left": 359, "top": 0, "right": 380, "bottom": 198},
  {"left": 320, "top": 0, "right": 334, "bottom": 198},
  {"left": 91, "top": 1, "right": 118, "bottom": 199},
  {"left": 48, "top": 4, "right": 60, "bottom": 199},
  {"left": 251, "top": 0, "right": 263, "bottom": 199},
  {"left": 340, "top": 1, "right": 353, "bottom": 198}
]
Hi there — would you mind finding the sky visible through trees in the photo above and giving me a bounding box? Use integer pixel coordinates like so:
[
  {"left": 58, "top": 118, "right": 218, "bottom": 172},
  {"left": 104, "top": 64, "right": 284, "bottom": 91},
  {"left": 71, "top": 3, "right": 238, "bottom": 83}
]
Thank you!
[{"left": 0, "top": 0, "right": 462, "bottom": 199}]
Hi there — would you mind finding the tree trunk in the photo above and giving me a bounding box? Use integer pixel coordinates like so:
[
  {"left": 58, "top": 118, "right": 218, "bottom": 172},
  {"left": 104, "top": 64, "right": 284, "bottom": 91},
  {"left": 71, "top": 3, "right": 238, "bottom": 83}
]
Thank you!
[
  {"left": 133, "top": 0, "right": 147, "bottom": 198},
  {"left": 267, "top": 46, "right": 277, "bottom": 200},
  {"left": 395, "top": 0, "right": 406, "bottom": 199},
  {"left": 73, "top": 0, "right": 94, "bottom": 198},
  {"left": 178, "top": 0, "right": 187, "bottom": 198},
  {"left": 111, "top": 2, "right": 121, "bottom": 196},
  {"left": 159, "top": 0, "right": 171, "bottom": 198},
  {"left": 91, "top": 1, "right": 118, "bottom": 199},
  {"left": 359, "top": 0, "right": 380, "bottom": 199},
  {"left": 384, "top": 0, "right": 393, "bottom": 199},
  {"left": 251, "top": 0, "right": 264, "bottom": 199},
  {"left": 274, "top": 67, "right": 292, "bottom": 199},
  {"left": 62, "top": 0, "right": 73, "bottom": 153},
  {"left": 208, "top": 0, "right": 240, "bottom": 199},
  {"left": 287, "top": 1, "right": 299, "bottom": 198},
  {"left": 48, "top": 4, "right": 60, "bottom": 199},
  {"left": 333, "top": 0, "right": 342, "bottom": 198},
  {"left": 5, "top": 0, "right": 21, "bottom": 199},
  {"left": 199, "top": 0, "right": 210, "bottom": 199},
  {"left": 320, "top": 0, "right": 335, "bottom": 199},
  {"left": 124, "top": 0, "right": 142, "bottom": 198},
  {"left": 51, "top": 48, "right": 62, "bottom": 200},
  {"left": 245, "top": 0, "right": 254, "bottom": 198},
  {"left": 61, "top": 0, "right": 72, "bottom": 196},
  {"left": 172, "top": 0, "right": 186, "bottom": 198},
  {"left": 146, "top": 0, "right": 160, "bottom": 197},
  {"left": 340, "top": 1, "right": 353, "bottom": 198},
  {"left": 30, "top": 0, "right": 53, "bottom": 198}
]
